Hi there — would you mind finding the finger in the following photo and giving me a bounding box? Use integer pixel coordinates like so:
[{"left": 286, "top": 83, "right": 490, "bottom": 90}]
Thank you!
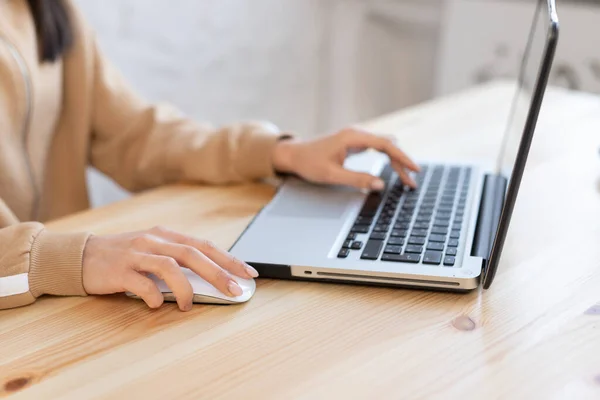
[
  {"left": 391, "top": 161, "right": 417, "bottom": 189},
  {"left": 343, "top": 129, "right": 420, "bottom": 172},
  {"left": 149, "top": 226, "right": 258, "bottom": 279},
  {"left": 133, "top": 235, "right": 243, "bottom": 297},
  {"left": 325, "top": 166, "right": 385, "bottom": 191},
  {"left": 134, "top": 254, "right": 193, "bottom": 312},
  {"left": 122, "top": 270, "right": 164, "bottom": 309}
]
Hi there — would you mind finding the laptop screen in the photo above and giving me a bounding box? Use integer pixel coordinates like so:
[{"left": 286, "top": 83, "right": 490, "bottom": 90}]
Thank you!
[{"left": 483, "top": 0, "right": 559, "bottom": 288}]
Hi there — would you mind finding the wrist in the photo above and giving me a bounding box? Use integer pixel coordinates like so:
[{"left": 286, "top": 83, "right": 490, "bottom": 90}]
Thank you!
[{"left": 272, "top": 135, "right": 297, "bottom": 174}]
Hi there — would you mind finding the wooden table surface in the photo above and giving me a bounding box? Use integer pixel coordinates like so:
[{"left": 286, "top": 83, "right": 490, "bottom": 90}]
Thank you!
[{"left": 2, "top": 82, "right": 600, "bottom": 400}]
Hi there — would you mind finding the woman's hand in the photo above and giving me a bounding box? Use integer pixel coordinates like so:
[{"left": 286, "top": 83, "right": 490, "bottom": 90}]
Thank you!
[
  {"left": 82, "top": 226, "right": 258, "bottom": 311},
  {"left": 272, "top": 128, "right": 420, "bottom": 190}
]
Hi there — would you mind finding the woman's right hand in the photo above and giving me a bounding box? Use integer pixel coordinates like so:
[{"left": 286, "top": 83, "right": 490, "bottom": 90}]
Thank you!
[{"left": 81, "top": 226, "right": 259, "bottom": 311}]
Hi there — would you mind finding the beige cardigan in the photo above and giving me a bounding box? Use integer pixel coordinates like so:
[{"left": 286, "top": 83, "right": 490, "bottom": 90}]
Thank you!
[{"left": 0, "top": 0, "right": 285, "bottom": 309}]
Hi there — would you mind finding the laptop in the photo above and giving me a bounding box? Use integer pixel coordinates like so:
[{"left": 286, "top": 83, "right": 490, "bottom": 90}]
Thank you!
[{"left": 230, "top": 0, "right": 559, "bottom": 291}]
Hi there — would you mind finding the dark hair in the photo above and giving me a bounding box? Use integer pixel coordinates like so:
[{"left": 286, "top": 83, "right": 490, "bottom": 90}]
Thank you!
[{"left": 27, "top": 0, "right": 73, "bottom": 62}]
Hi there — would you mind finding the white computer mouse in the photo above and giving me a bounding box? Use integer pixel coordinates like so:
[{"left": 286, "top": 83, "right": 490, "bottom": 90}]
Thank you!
[{"left": 127, "top": 267, "right": 256, "bottom": 305}]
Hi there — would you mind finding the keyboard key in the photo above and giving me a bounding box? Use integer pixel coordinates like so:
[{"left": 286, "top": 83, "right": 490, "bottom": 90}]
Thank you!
[
  {"left": 373, "top": 224, "right": 390, "bottom": 232},
  {"left": 378, "top": 217, "right": 393, "bottom": 225},
  {"left": 388, "top": 237, "right": 405, "bottom": 246},
  {"left": 450, "top": 230, "right": 461, "bottom": 239},
  {"left": 388, "top": 193, "right": 401, "bottom": 201},
  {"left": 423, "top": 251, "right": 443, "bottom": 265},
  {"left": 351, "top": 225, "right": 370, "bottom": 234},
  {"left": 404, "top": 245, "right": 423, "bottom": 254},
  {"left": 429, "top": 234, "right": 447, "bottom": 243},
  {"left": 454, "top": 216, "right": 463, "bottom": 223},
  {"left": 343, "top": 240, "right": 352, "bottom": 248},
  {"left": 396, "top": 216, "right": 412, "bottom": 224},
  {"left": 413, "top": 222, "right": 429, "bottom": 229},
  {"left": 384, "top": 245, "right": 402, "bottom": 254},
  {"left": 446, "top": 248, "right": 457, "bottom": 256},
  {"left": 427, "top": 242, "right": 445, "bottom": 251},
  {"left": 408, "top": 237, "right": 426, "bottom": 246},
  {"left": 361, "top": 240, "right": 384, "bottom": 260},
  {"left": 433, "top": 220, "right": 450, "bottom": 228},
  {"left": 416, "top": 217, "right": 431, "bottom": 224},
  {"left": 391, "top": 229, "right": 408, "bottom": 238},
  {"left": 444, "top": 256, "right": 456, "bottom": 266},
  {"left": 411, "top": 228, "right": 429, "bottom": 237},
  {"left": 431, "top": 227, "right": 448, "bottom": 235},
  {"left": 360, "top": 193, "right": 383, "bottom": 217},
  {"left": 338, "top": 249, "right": 350, "bottom": 258},
  {"left": 448, "top": 239, "right": 459, "bottom": 247},
  {"left": 452, "top": 223, "right": 462, "bottom": 231},
  {"left": 381, "top": 253, "right": 421, "bottom": 263},
  {"left": 370, "top": 232, "right": 387, "bottom": 240},
  {"left": 355, "top": 216, "right": 373, "bottom": 225},
  {"left": 351, "top": 241, "right": 363, "bottom": 250},
  {"left": 395, "top": 221, "right": 411, "bottom": 230}
]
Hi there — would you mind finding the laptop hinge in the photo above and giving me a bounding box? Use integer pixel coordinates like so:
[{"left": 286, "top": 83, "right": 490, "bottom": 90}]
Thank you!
[{"left": 471, "top": 174, "right": 508, "bottom": 269}]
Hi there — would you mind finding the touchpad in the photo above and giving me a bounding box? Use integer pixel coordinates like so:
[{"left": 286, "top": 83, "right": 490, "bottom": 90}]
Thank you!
[{"left": 266, "top": 180, "right": 360, "bottom": 219}]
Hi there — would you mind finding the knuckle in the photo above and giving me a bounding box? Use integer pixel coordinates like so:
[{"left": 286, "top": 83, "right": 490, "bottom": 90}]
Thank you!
[
  {"left": 215, "top": 268, "right": 231, "bottom": 283},
  {"left": 159, "top": 257, "right": 179, "bottom": 272},
  {"left": 231, "top": 256, "right": 245, "bottom": 268},
  {"left": 199, "top": 239, "right": 216, "bottom": 252},
  {"left": 151, "top": 225, "right": 168, "bottom": 235},
  {"left": 133, "top": 233, "right": 154, "bottom": 247},
  {"left": 139, "top": 279, "right": 156, "bottom": 296},
  {"left": 338, "top": 128, "right": 353, "bottom": 139},
  {"left": 178, "top": 245, "right": 198, "bottom": 262}
]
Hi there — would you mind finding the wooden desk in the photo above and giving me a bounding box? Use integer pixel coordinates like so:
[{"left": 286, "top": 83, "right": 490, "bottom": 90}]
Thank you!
[{"left": 2, "top": 82, "right": 600, "bottom": 399}]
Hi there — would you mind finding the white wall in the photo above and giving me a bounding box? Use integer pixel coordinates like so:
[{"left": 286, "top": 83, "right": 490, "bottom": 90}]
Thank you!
[
  {"left": 436, "top": 0, "right": 600, "bottom": 96},
  {"left": 76, "top": 0, "right": 327, "bottom": 134},
  {"left": 76, "top": 0, "right": 330, "bottom": 206}
]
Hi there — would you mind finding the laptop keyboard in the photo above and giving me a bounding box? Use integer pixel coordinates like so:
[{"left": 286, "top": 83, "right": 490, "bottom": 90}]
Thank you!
[{"left": 337, "top": 164, "right": 472, "bottom": 266}]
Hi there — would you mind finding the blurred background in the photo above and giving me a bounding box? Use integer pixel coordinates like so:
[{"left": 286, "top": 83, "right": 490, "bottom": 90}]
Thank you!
[{"left": 77, "top": 0, "right": 600, "bottom": 207}]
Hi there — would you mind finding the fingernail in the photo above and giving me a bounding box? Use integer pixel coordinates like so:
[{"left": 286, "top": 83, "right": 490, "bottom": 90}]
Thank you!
[
  {"left": 228, "top": 281, "right": 243, "bottom": 297},
  {"left": 184, "top": 303, "right": 193, "bottom": 312},
  {"left": 371, "top": 179, "right": 385, "bottom": 191},
  {"left": 245, "top": 264, "right": 259, "bottom": 278}
]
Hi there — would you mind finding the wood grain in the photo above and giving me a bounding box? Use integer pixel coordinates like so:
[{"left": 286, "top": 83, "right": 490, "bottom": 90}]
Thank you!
[{"left": 2, "top": 82, "right": 600, "bottom": 400}]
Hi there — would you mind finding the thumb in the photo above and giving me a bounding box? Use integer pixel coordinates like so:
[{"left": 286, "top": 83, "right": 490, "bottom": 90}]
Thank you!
[{"left": 326, "top": 166, "right": 385, "bottom": 191}]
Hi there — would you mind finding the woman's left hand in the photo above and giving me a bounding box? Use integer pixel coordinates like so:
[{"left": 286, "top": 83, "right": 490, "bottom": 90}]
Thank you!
[{"left": 272, "top": 128, "right": 420, "bottom": 191}]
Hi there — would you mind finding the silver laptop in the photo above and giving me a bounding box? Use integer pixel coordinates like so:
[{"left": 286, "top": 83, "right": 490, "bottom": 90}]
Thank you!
[{"left": 230, "top": 0, "right": 559, "bottom": 291}]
